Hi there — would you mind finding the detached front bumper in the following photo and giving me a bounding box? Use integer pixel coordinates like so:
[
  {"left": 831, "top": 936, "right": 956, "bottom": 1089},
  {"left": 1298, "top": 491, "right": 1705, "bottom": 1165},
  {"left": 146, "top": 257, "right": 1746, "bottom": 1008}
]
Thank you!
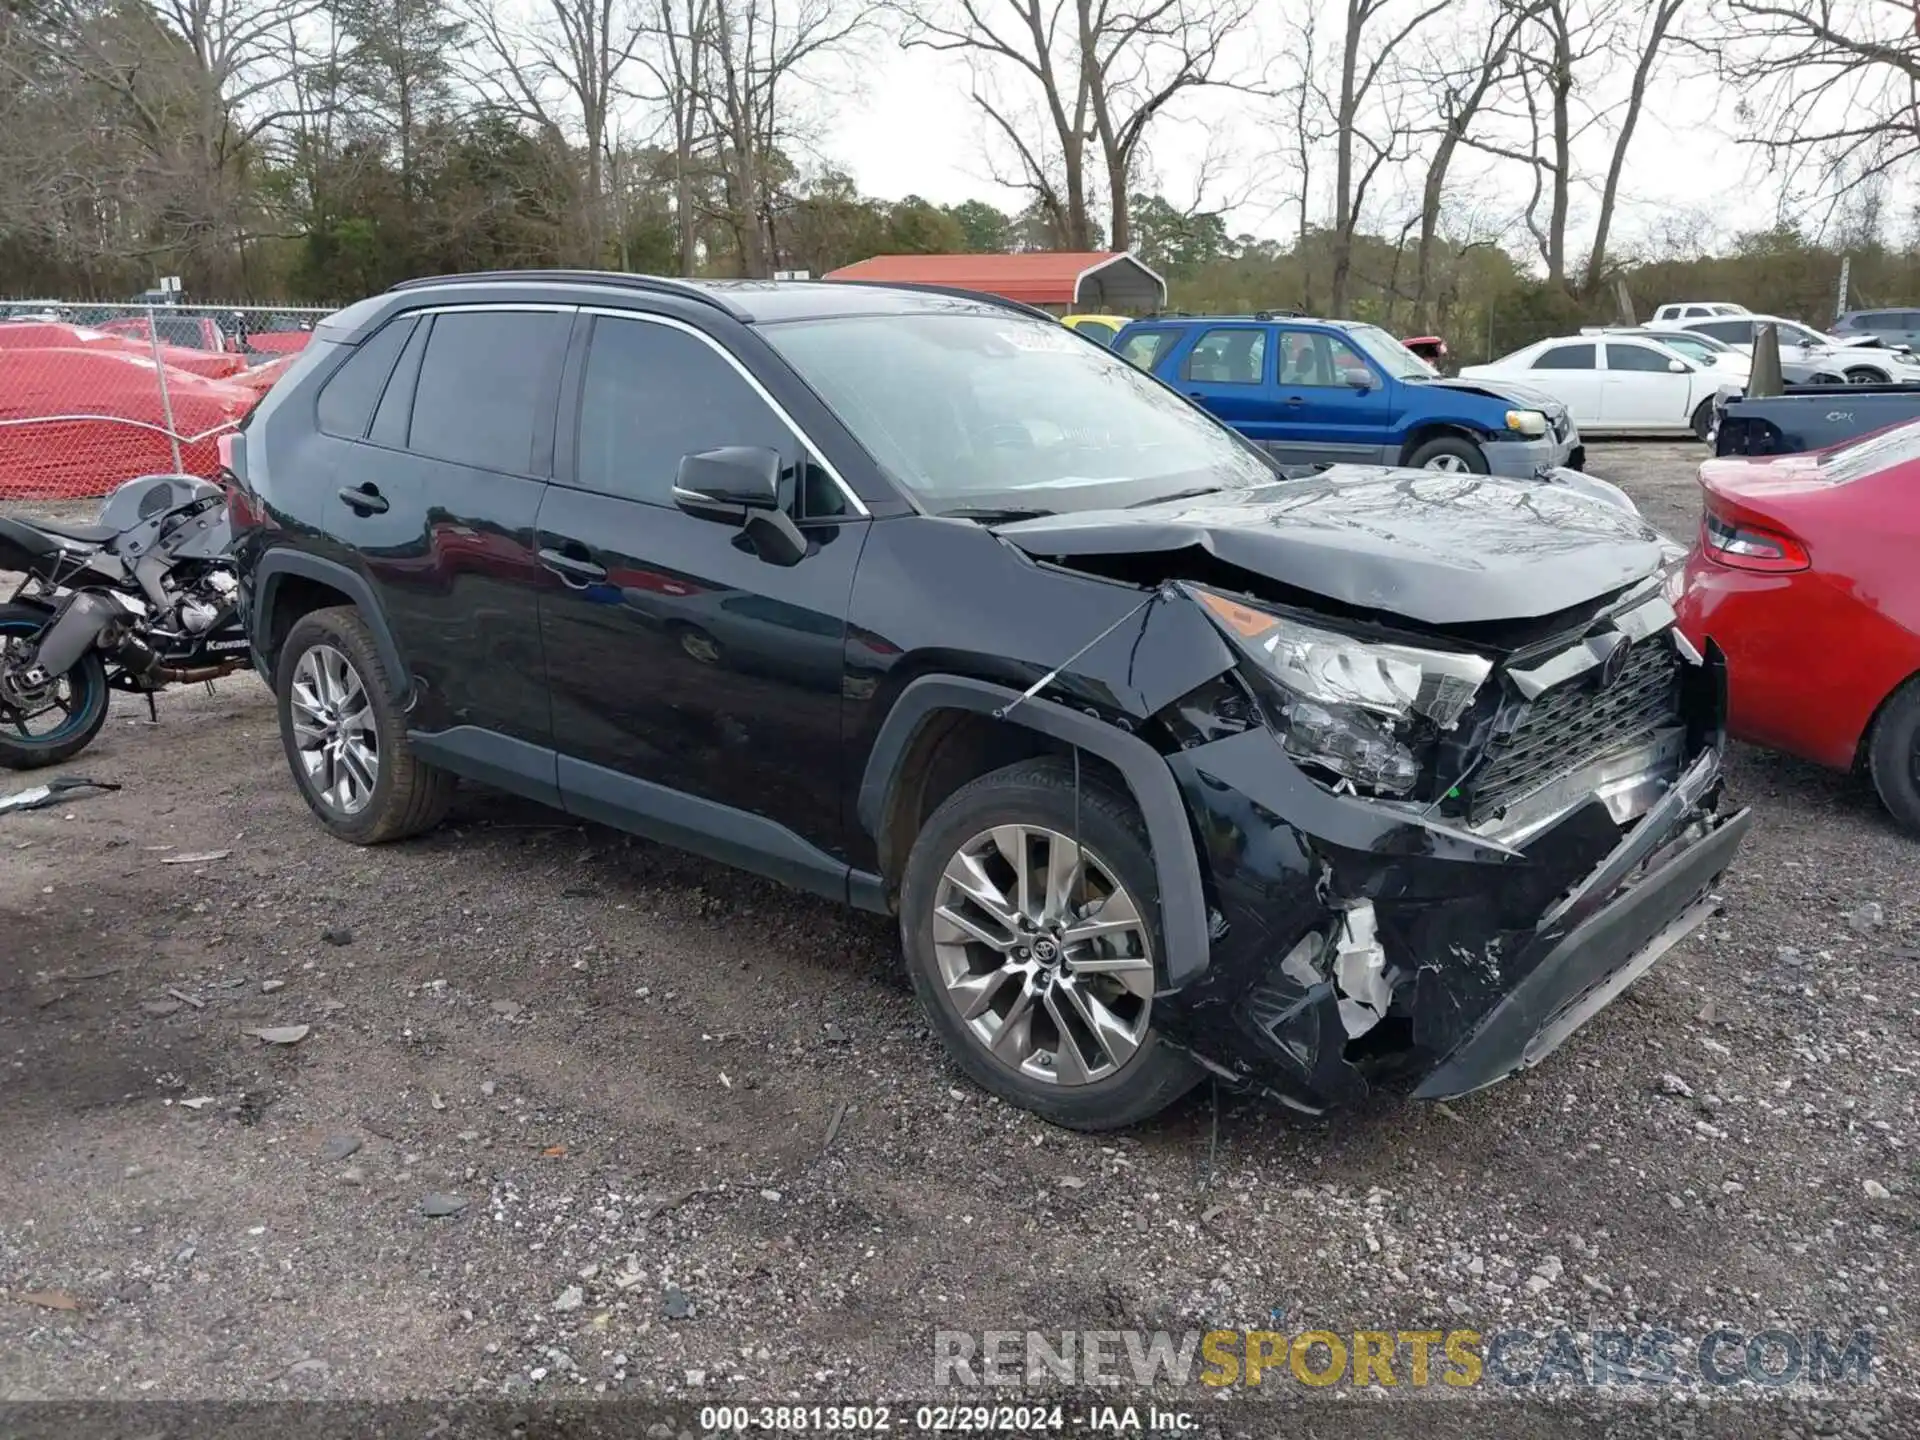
[
  {"left": 1157, "top": 661, "right": 1746, "bottom": 1112},
  {"left": 1414, "top": 751, "right": 1748, "bottom": 1098}
]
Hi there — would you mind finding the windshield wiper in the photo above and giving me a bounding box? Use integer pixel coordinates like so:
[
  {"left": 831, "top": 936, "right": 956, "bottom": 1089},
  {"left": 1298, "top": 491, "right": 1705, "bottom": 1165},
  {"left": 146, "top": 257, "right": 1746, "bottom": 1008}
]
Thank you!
[
  {"left": 1126, "top": 485, "right": 1227, "bottom": 507},
  {"left": 938, "top": 505, "right": 1056, "bottom": 522}
]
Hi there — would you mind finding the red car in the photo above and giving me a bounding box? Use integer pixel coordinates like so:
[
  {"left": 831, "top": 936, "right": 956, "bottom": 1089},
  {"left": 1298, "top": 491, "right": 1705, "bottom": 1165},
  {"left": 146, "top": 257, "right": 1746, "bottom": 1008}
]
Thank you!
[
  {"left": 0, "top": 320, "right": 246, "bottom": 380},
  {"left": 1676, "top": 422, "right": 1920, "bottom": 832}
]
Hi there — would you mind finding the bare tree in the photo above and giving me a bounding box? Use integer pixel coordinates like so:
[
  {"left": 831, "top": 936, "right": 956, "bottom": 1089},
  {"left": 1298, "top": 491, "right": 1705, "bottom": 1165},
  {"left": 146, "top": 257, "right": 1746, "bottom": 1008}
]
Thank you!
[
  {"left": 636, "top": 0, "right": 714, "bottom": 272},
  {"left": 1580, "top": 0, "right": 1686, "bottom": 292},
  {"left": 463, "top": 0, "right": 649, "bottom": 262},
  {"left": 1409, "top": 0, "right": 1536, "bottom": 326},
  {"left": 896, "top": 0, "right": 1096, "bottom": 248},
  {"left": 1460, "top": 0, "right": 1614, "bottom": 289},
  {"left": 1082, "top": 0, "right": 1253, "bottom": 251},
  {"left": 1713, "top": 0, "right": 1920, "bottom": 211},
  {"left": 897, "top": 0, "right": 1248, "bottom": 253},
  {"left": 1329, "top": 0, "right": 1448, "bottom": 313},
  {"left": 704, "top": 0, "right": 866, "bottom": 275}
]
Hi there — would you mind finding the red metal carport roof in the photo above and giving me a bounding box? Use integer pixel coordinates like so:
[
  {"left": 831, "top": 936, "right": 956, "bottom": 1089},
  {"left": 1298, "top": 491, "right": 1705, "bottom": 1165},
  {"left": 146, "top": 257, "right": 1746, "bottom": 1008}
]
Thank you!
[{"left": 823, "top": 252, "right": 1167, "bottom": 311}]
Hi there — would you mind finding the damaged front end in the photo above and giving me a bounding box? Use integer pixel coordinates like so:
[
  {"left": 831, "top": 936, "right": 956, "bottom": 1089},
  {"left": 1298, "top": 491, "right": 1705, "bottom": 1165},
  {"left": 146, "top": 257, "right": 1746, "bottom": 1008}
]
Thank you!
[{"left": 1146, "top": 576, "right": 1750, "bottom": 1112}]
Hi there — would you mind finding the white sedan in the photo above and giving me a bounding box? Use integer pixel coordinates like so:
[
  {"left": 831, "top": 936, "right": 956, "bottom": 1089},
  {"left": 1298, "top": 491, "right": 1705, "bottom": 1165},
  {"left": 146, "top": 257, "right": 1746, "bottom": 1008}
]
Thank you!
[
  {"left": 1662, "top": 313, "right": 1920, "bottom": 383},
  {"left": 1459, "top": 333, "right": 1727, "bottom": 438}
]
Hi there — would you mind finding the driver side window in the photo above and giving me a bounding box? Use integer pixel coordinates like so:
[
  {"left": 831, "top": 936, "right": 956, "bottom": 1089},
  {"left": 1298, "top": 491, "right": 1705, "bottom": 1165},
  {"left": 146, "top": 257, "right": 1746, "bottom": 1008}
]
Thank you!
[{"left": 574, "top": 316, "right": 841, "bottom": 516}]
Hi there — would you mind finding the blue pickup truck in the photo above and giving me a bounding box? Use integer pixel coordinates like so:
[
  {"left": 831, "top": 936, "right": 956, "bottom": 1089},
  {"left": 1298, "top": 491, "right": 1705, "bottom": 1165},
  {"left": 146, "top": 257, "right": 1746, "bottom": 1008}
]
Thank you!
[{"left": 1112, "top": 314, "right": 1585, "bottom": 476}]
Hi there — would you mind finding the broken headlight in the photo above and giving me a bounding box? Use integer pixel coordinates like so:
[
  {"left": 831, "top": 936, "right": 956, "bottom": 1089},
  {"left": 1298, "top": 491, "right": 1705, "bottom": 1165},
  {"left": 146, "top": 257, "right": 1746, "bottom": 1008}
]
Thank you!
[{"left": 1188, "top": 586, "right": 1493, "bottom": 797}]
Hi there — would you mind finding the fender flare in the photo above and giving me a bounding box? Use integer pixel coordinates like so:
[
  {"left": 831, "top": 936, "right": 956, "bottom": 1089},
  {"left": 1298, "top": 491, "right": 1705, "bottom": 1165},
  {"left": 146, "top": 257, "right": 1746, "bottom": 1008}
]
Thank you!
[
  {"left": 856, "top": 675, "right": 1211, "bottom": 989},
  {"left": 251, "top": 550, "right": 410, "bottom": 701}
]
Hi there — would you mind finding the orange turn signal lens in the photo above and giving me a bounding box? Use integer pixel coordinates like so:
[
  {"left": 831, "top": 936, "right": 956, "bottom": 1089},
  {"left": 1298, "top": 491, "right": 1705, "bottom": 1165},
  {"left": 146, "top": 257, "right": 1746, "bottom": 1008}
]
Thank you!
[{"left": 1196, "top": 589, "right": 1280, "bottom": 639}]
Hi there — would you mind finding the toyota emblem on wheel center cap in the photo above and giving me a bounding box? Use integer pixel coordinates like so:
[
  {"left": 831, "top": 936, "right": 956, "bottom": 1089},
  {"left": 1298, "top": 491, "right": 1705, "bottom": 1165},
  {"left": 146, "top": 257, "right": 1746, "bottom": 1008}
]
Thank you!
[{"left": 1033, "top": 938, "right": 1059, "bottom": 963}]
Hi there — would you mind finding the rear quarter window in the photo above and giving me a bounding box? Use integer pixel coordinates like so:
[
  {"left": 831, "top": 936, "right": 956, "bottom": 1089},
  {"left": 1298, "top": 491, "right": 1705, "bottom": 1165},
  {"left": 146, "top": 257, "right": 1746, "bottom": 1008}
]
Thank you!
[
  {"left": 315, "top": 316, "right": 417, "bottom": 440},
  {"left": 1117, "top": 328, "right": 1177, "bottom": 370}
]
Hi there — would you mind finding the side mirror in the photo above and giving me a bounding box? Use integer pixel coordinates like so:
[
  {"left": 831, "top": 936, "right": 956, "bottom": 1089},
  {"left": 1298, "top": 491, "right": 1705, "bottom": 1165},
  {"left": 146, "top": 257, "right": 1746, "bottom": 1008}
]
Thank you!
[
  {"left": 672, "top": 446, "right": 782, "bottom": 514},
  {"left": 671, "top": 446, "right": 807, "bottom": 568},
  {"left": 1342, "top": 367, "right": 1373, "bottom": 390},
  {"left": 1667, "top": 358, "right": 1687, "bottom": 373}
]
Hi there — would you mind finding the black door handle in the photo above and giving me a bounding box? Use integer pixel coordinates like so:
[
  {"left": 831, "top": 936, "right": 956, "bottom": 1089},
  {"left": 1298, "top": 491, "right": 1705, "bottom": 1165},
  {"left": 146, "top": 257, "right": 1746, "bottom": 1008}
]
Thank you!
[
  {"left": 539, "top": 548, "right": 607, "bottom": 583},
  {"left": 338, "top": 484, "right": 387, "bottom": 514},
  {"left": 1284, "top": 395, "right": 1305, "bottom": 406}
]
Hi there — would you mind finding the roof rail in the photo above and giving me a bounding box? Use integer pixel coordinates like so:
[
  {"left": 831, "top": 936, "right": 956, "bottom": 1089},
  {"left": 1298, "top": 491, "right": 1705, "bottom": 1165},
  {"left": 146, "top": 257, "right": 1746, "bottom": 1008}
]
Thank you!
[
  {"left": 820, "top": 277, "right": 1059, "bottom": 324},
  {"left": 386, "top": 270, "right": 746, "bottom": 319}
]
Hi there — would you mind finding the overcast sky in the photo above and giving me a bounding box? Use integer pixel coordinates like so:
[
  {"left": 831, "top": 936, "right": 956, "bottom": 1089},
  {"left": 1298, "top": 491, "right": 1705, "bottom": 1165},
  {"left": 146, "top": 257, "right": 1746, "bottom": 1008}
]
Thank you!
[{"left": 813, "top": 10, "right": 1825, "bottom": 259}]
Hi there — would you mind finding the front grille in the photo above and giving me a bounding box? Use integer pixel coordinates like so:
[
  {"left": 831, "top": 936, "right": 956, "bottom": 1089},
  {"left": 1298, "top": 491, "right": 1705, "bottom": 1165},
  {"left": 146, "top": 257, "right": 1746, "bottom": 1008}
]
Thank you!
[{"left": 1464, "top": 637, "right": 1683, "bottom": 824}]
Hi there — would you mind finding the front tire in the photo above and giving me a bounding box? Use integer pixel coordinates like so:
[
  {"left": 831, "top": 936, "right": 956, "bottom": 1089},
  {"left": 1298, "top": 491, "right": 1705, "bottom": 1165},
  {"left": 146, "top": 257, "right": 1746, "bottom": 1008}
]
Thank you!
[
  {"left": 1866, "top": 678, "right": 1920, "bottom": 836},
  {"left": 1406, "top": 435, "right": 1489, "bottom": 474},
  {"left": 0, "top": 603, "right": 111, "bottom": 770},
  {"left": 1691, "top": 399, "right": 1717, "bottom": 443},
  {"left": 274, "top": 606, "right": 452, "bottom": 843},
  {"left": 897, "top": 757, "right": 1201, "bottom": 1130},
  {"left": 1845, "top": 366, "right": 1888, "bottom": 385}
]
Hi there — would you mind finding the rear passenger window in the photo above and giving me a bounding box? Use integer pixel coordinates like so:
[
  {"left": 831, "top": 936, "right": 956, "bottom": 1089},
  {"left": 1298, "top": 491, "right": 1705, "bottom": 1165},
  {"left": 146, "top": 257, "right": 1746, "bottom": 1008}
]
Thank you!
[
  {"left": 1184, "top": 328, "right": 1267, "bottom": 384},
  {"left": 1532, "top": 344, "right": 1595, "bottom": 370},
  {"left": 574, "top": 316, "right": 798, "bottom": 509},
  {"left": 1117, "top": 328, "right": 1176, "bottom": 369},
  {"left": 1605, "top": 344, "right": 1674, "bottom": 372},
  {"left": 406, "top": 310, "right": 570, "bottom": 473},
  {"left": 316, "top": 317, "right": 415, "bottom": 440},
  {"left": 1694, "top": 320, "right": 1754, "bottom": 344}
]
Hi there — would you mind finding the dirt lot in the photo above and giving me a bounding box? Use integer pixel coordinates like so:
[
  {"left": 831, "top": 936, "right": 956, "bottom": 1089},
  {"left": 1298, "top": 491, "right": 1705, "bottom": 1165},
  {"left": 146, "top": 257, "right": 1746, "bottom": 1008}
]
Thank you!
[{"left": 1, "top": 444, "right": 1916, "bottom": 1430}]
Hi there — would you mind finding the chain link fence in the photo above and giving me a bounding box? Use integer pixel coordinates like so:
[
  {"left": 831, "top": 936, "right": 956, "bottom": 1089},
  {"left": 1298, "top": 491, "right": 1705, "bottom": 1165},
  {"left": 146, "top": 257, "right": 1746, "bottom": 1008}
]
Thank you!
[{"left": 0, "top": 300, "right": 334, "bottom": 503}]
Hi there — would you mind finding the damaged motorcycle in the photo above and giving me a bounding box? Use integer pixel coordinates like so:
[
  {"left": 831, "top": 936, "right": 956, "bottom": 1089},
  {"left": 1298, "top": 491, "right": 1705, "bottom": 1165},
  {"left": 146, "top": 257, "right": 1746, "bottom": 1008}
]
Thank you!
[{"left": 0, "top": 474, "right": 249, "bottom": 768}]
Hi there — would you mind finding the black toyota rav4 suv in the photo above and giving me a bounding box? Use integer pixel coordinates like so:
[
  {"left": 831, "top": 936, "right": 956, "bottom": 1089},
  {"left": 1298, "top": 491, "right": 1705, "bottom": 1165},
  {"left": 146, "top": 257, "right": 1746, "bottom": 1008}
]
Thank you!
[{"left": 229, "top": 271, "right": 1750, "bottom": 1129}]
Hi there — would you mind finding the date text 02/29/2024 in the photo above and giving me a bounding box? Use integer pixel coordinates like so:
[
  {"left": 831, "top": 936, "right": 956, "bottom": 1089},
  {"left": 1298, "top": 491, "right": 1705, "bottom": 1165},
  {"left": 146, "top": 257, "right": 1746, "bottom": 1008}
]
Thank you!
[{"left": 697, "top": 1404, "right": 1196, "bottom": 1432}]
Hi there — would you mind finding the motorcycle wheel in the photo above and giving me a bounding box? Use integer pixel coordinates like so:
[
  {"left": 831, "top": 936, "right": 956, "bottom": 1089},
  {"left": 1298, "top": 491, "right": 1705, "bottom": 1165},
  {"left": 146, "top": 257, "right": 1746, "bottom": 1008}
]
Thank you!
[{"left": 0, "top": 603, "right": 112, "bottom": 769}]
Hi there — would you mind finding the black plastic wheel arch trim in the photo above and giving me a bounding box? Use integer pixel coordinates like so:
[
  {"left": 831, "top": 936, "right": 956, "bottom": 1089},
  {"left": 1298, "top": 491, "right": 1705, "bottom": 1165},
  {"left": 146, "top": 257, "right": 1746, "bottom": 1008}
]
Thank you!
[
  {"left": 251, "top": 551, "right": 411, "bottom": 702},
  {"left": 856, "top": 675, "right": 1212, "bottom": 989}
]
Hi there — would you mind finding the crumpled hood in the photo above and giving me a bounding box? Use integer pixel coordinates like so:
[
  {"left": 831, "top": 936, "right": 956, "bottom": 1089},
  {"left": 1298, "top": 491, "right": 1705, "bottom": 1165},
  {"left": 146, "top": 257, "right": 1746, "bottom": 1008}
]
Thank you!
[
  {"left": 1420, "top": 376, "right": 1570, "bottom": 419},
  {"left": 993, "top": 469, "right": 1667, "bottom": 626}
]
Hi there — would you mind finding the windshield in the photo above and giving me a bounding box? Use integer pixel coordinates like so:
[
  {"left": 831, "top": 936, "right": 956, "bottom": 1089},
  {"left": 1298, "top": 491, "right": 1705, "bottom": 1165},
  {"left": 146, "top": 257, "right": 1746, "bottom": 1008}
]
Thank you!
[
  {"left": 761, "top": 310, "right": 1278, "bottom": 514},
  {"left": 1820, "top": 420, "right": 1920, "bottom": 482},
  {"left": 1339, "top": 324, "right": 1433, "bottom": 380}
]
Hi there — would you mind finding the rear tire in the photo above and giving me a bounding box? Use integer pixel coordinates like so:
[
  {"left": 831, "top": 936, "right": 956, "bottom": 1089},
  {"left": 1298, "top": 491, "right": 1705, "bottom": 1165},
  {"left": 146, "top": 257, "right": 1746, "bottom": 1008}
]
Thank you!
[
  {"left": 1866, "top": 678, "right": 1920, "bottom": 836},
  {"left": 1406, "top": 435, "right": 1489, "bottom": 474},
  {"left": 0, "top": 603, "right": 111, "bottom": 770},
  {"left": 274, "top": 606, "right": 452, "bottom": 843},
  {"left": 897, "top": 757, "right": 1202, "bottom": 1130}
]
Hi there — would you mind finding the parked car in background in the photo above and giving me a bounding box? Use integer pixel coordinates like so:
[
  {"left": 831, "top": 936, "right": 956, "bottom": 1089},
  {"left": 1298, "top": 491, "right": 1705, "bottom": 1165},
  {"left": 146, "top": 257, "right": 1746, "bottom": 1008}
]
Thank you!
[
  {"left": 1713, "top": 383, "right": 1920, "bottom": 457},
  {"left": 1061, "top": 314, "right": 1130, "bottom": 346},
  {"left": 1402, "top": 335, "right": 1448, "bottom": 370},
  {"left": 1665, "top": 314, "right": 1920, "bottom": 383},
  {"left": 1650, "top": 302, "right": 1750, "bottom": 324},
  {"left": 1460, "top": 332, "right": 1725, "bottom": 439},
  {"left": 228, "top": 270, "right": 1745, "bottom": 1127},
  {"left": 0, "top": 347, "right": 254, "bottom": 498},
  {"left": 1582, "top": 326, "right": 1752, "bottom": 387},
  {"left": 1113, "top": 313, "right": 1582, "bottom": 473},
  {"left": 0, "top": 320, "right": 246, "bottom": 380},
  {"left": 97, "top": 312, "right": 232, "bottom": 354},
  {"left": 1678, "top": 422, "right": 1920, "bottom": 833},
  {"left": 1831, "top": 308, "right": 1920, "bottom": 350}
]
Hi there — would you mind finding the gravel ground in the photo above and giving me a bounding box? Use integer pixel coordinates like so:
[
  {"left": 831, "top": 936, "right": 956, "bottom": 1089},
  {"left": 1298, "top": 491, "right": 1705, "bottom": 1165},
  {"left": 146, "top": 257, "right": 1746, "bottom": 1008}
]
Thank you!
[{"left": 1, "top": 444, "right": 1916, "bottom": 1432}]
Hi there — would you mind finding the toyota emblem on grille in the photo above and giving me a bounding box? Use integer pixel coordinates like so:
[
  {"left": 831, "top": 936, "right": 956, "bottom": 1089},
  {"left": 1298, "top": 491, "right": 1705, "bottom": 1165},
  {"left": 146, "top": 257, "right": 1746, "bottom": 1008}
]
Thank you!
[{"left": 1595, "top": 635, "right": 1632, "bottom": 690}]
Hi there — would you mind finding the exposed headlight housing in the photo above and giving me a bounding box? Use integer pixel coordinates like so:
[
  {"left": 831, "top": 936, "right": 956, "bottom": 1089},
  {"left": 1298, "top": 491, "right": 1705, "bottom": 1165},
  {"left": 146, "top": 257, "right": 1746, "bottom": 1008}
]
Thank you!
[
  {"left": 1505, "top": 409, "right": 1549, "bottom": 437},
  {"left": 1188, "top": 587, "right": 1493, "bottom": 797}
]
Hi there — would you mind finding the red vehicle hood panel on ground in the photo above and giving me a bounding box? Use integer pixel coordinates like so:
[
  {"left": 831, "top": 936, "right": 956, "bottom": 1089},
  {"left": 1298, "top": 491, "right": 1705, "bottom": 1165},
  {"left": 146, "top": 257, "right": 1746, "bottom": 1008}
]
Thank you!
[{"left": 1679, "top": 448, "right": 1920, "bottom": 769}]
